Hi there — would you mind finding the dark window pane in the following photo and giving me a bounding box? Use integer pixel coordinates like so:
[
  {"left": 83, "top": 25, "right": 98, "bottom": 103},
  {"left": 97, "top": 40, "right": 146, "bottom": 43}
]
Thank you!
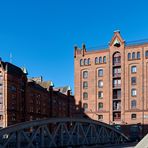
[
  {"left": 132, "top": 52, "right": 136, "bottom": 59},
  {"left": 98, "top": 69, "right": 103, "bottom": 77},
  {"left": 131, "top": 114, "right": 136, "bottom": 119},
  {"left": 131, "top": 77, "right": 136, "bottom": 85},
  {"left": 137, "top": 52, "right": 140, "bottom": 59},
  {"left": 83, "top": 71, "right": 88, "bottom": 79},
  {"left": 103, "top": 56, "right": 106, "bottom": 63},
  {"left": 128, "top": 53, "right": 131, "bottom": 60}
]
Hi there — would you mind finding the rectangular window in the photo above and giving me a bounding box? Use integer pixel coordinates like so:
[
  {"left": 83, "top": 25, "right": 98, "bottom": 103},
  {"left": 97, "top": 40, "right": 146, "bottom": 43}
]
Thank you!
[
  {"left": 98, "top": 91, "right": 103, "bottom": 98},
  {"left": 98, "top": 103, "right": 103, "bottom": 110},
  {"left": 145, "top": 51, "right": 148, "bottom": 58},
  {"left": 131, "top": 100, "right": 136, "bottom": 109},
  {"left": 131, "top": 66, "right": 137, "bottom": 73},
  {"left": 98, "top": 115, "right": 103, "bottom": 121},
  {"left": 113, "top": 79, "right": 121, "bottom": 87},
  {"left": 131, "top": 89, "right": 137, "bottom": 96},
  {"left": 113, "top": 68, "right": 121, "bottom": 77},
  {"left": 83, "top": 71, "right": 88, "bottom": 79},
  {"left": 137, "top": 52, "right": 140, "bottom": 59},
  {"left": 98, "top": 69, "right": 103, "bottom": 77},
  {"left": 98, "top": 80, "right": 103, "bottom": 88},
  {"left": 131, "top": 77, "right": 136, "bottom": 85},
  {"left": 131, "top": 114, "right": 136, "bottom": 119},
  {"left": 83, "top": 81, "right": 88, "bottom": 89}
]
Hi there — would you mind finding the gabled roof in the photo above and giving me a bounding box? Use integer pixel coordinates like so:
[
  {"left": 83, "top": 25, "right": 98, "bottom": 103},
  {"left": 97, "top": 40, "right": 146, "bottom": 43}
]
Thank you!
[
  {"left": 109, "top": 30, "right": 125, "bottom": 47},
  {"left": 1, "top": 62, "right": 26, "bottom": 77},
  {"left": 54, "top": 86, "right": 71, "bottom": 95}
]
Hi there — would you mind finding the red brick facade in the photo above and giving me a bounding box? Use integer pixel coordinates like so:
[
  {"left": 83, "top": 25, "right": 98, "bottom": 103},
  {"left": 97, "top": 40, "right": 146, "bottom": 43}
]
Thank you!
[
  {"left": 74, "top": 31, "right": 148, "bottom": 126},
  {"left": 0, "top": 61, "right": 75, "bottom": 128}
]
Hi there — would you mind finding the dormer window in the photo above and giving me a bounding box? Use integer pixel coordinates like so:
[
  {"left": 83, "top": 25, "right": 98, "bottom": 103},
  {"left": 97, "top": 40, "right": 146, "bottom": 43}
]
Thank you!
[{"left": 114, "top": 38, "right": 120, "bottom": 47}]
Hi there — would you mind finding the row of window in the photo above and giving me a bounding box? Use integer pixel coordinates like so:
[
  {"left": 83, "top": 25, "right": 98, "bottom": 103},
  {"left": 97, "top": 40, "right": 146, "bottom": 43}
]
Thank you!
[
  {"left": 83, "top": 100, "right": 137, "bottom": 112},
  {"left": 83, "top": 69, "right": 103, "bottom": 79},
  {"left": 98, "top": 113, "right": 137, "bottom": 121},
  {"left": 128, "top": 50, "right": 148, "bottom": 60},
  {"left": 95, "top": 56, "right": 106, "bottom": 64},
  {"left": 85, "top": 80, "right": 135, "bottom": 88},
  {"left": 83, "top": 91, "right": 103, "bottom": 99},
  {"left": 80, "top": 50, "right": 148, "bottom": 67},
  {"left": 83, "top": 102, "right": 103, "bottom": 111},
  {"left": 83, "top": 80, "right": 103, "bottom": 89},
  {"left": 80, "top": 59, "right": 91, "bottom": 66},
  {"left": 80, "top": 56, "right": 106, "bottom": 66},
  {"left": 82, "top": 65, "right": 136, "bottom": 80},
  {"left": 83, "top": 89, "right": 136, "bottom": 100},
  {"left": 128, "top": 52, "right": 140, "bottom": 60}
]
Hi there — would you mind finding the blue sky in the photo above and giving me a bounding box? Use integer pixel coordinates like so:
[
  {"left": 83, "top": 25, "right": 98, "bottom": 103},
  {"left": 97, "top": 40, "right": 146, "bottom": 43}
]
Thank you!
[{"left": 0, "top": 0, "right": 148, "bottom": 92}]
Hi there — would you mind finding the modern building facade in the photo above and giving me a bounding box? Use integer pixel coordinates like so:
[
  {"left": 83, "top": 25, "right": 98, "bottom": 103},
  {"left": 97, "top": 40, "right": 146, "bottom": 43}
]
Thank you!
[{"left": 74, "top": 31, "right": 148, "bottom": 127}]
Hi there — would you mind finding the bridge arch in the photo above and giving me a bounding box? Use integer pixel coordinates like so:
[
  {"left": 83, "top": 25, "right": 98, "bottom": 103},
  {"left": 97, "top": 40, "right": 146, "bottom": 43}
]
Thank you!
[{"left": 0, "top": 118, "right": 129, "bottom": 148}]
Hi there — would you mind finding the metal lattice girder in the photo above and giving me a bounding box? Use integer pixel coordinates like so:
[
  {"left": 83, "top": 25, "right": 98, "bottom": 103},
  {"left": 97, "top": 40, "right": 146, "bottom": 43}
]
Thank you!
[{"left": 0, "top": 118, "right": 129, "bottom": 148}]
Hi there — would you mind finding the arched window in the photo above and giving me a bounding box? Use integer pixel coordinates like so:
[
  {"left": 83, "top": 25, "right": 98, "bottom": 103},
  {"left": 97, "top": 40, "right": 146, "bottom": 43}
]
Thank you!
[
  {"left": 83, "top": 103, "right": 88, "bottom": 111},
  {"left": 98, "top": 102, "right": 103, "bottom": 110},
  {"left": 113, "top": 52, "right": 121, "bottom": 65},
  {"left": 98, "top": 69, "right": 103, "bottom": 77},
  {"left": 131, "top": 100, "right": 136, "bottom": 109},
  {"left": 145, "top": 51, "right": 148, "bottom": 58},
  {"left": 80, "top": 59, "right": 83, "bottom": 66},
  {"left": 88, "top": 58, "right": 91, "bottom": 65},
  {"left": 132, "top": 52, "right": 135, "bottom": 59},
  {"left": 84, "top": 59, "right": 88, "bottom": 65},
  {"left": 98, "top": 91, "right": 103, "bottom": 98},
  {"left": 98, "top": 80, "right": 103, "bottom": 88},
  {"left": 128, "top": 53, "right": 131, "bottom": 60},
  {"left": 95, "top": 57, "right": 99, "bottom": 64},
  {"left": 83, "top": 81, "right": 88, "bottom": 89},
  {"left": 137, "top": 52, "right": 140, "bottom": 59},
  {"left": 131, "top": 88, "right": 137, "bottom": 96},
  {"left": 99, "top": 57, "right": 102, "bottom": 63},
  {"left": 83, "top": 92, "right": 88, "bottom": 99},
  {"left": 83, "top": 71, "right": 88, "bottom": 79},
  {"left": 131, "top": 66, "right": 137, "bottom": 73},
  {"left": 103, "top": 56, "right": 106, "bottom": 63}
]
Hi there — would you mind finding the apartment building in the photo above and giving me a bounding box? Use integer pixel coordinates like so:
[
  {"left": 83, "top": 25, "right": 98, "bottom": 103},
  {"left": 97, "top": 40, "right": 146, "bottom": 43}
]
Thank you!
[
  {"left": 74, "top": 31, "right": 148, "bottom": 127},
  {"left": 0, "top": 60, "right": 27, "bottom": 127},
  {"left": 0, "top": 61, "right": 75, "bottom": 128}
]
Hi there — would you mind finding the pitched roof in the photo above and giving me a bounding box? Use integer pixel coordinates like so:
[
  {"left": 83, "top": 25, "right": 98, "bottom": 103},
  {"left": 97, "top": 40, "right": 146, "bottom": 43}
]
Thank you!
[
  {"left": 54, "top": 86, "right": 71, "bottom": 95},
  {"left": 1, "top": 62, "right": 26, "bottom": 77}
]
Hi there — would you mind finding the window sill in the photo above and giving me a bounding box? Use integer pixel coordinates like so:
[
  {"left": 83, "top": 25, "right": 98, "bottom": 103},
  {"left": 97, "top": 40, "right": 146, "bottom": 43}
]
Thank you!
[
  {"left": 95, "top": 62, "right": 106, "bottom": 65},
  {"left": 128, "top": 58, "right": 141, "bottom": 61}
]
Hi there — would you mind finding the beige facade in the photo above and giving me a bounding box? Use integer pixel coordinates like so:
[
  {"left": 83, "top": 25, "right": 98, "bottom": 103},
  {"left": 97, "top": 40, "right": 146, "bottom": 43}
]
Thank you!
[{"left": 74, "top": 31, "right": 148, "bottom": 126}]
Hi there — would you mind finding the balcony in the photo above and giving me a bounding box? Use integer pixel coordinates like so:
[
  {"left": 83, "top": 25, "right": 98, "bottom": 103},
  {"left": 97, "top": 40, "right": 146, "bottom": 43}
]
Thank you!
[
  {"left": 113, "top": 101, "right": 121, "bottom": 111},
  {"left": 113, "top": 62, "right": 121, "bottom": 66},
  {"left": 113, "top": 84, "right": 121, "bottom": 88},
  {"left": 113, "top": 73, "right": 121, "bottom": 78},
  {"left": 113, "top": 106, "right": 121, "bottom": 111},
  {"left": 113, "top": 117, "right": 121, "bottom": 121},
  {"left": 113, "top": 95, "right": 121, "bottom": 100}
]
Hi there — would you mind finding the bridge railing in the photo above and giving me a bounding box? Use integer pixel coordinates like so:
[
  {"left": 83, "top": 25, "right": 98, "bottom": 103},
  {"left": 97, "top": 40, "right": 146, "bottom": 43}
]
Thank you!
[{"left": 0, "top": 118, "right": 129, "bottom": 148}]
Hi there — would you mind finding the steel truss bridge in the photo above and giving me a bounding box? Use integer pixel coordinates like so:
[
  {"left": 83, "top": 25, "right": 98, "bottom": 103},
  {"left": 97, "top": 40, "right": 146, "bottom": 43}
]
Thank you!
[{"left": 0, "top": 118, "right": 129, "bottom": 148}]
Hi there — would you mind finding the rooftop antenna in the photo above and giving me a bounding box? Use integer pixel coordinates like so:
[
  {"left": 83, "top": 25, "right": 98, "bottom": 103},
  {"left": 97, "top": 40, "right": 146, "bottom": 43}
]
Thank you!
[{"left": 10, "top": 53, "right": 12, "bottom": 63}]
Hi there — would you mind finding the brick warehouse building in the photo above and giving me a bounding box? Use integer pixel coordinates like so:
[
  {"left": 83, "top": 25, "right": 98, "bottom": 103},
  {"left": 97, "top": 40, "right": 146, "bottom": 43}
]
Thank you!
[
  {"left": 74, "top": 31, "right": 148, "bottom": 129},
  {"left": 0, "top": 60, "right": 75, "bottom": 128}
]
